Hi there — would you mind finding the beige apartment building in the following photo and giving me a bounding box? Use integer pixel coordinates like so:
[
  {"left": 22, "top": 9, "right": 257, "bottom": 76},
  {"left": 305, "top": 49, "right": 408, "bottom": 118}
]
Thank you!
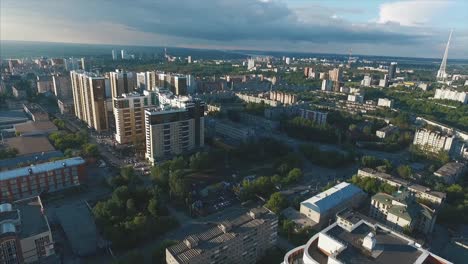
[
  {"left": 166, "top": 207, "right": 278, "bottom": 264},
  {"left": 70, "top": 71, "right": 109, "bottom": 132},
  {"left": 113, "top": 90, "right": 158, "bottom": 144},
  {"left": 413, "top": 128, "right": 454, "bottom": 154},
  {"left": 145, "top": 97, "right": 205, "bottom": 165},
  {"left": 109, "top": 70, "right": 137, "bottom": 98}
]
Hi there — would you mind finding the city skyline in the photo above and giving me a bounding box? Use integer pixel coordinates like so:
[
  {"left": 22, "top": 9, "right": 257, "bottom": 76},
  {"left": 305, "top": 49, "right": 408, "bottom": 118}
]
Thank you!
[{"left": 1, "top": 0, "right": 468, "bottom": 59}]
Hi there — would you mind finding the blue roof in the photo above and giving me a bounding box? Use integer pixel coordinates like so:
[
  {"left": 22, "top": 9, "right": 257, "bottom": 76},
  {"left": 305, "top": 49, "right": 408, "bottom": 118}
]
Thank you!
[
  {"left": 0, "top": 157, "right": 85, "bottom": 181},
  {"left": 301, "top": 182, "right": 363, "bottom": 213}
]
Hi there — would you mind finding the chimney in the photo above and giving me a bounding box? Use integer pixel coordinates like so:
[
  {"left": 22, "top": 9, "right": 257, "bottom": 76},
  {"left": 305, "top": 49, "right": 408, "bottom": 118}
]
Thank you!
[{"left": 362, "top": 232, "right": 376, "bottom": 252}]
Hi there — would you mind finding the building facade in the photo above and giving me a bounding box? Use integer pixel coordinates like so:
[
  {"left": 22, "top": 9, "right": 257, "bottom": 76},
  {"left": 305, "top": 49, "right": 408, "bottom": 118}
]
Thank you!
[
  {"left": 413, "top": 128, "right": 454, "bottom": 154},
  {"left": 52, "top": 74, "right": 72, "bottom": 100},
  {"left": 166, "top": 207, "right": 277, "bottom": 264},
  {"left": 0, "top": 196, "right": 56, "bottom": 264},
  {"left": 113, "top": 91, "right": 158, "bottom": 144},
  {"left": 109, "top": 70, "right": 137, "bottom": 98},
  {"left": 434, "top": 88, "right": 468, "bottom": 104},
  {"left": 0, "top": 157, "right": 86, "bottom": 202},
  {"left": 145, "top": 91, "right": 205, "bottom": 165},
  {"left": 299, "top": 109, "right": 327, "bottom": 125},
  {"left": 370, "top": 191, "right": 437, "bottom": 234},
  {"left": 71, "top": 71, "right": 109, "bottom": 132}
]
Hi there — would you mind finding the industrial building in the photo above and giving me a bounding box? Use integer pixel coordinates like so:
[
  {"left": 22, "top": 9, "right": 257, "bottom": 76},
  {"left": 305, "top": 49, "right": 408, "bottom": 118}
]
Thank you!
[
  {"left": 166, "top": 207, "right": 277, "bottom": 264},
  {"left": 299, "top": 182, "right": 365, "bottom": 225}
]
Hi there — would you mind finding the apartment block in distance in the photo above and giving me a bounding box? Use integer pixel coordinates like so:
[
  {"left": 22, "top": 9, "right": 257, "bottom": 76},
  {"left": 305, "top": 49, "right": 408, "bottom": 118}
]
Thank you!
[
  {"left": 71, "top": 71, "right": 109, "bottom": 132},
  {"left": 0, "top": 196, "right": 56, "bottom": 263},
  {"left": 166, "top": 207, "right": 277, "bottom": 264},
  {"left": 113, "top": 90, "right": 158, "bottom": 144},
  {"left": 282, "top": 209, "right": 452, "bottom": 264},
  {"left": 299, "top": 109, "right": 327, "bottom": 125},
  {"left": 0, "top": 157, "right": 86, "bottom": 202},
  {"left": 413, "top": 128, "right": 454, "bottom": 154},
  {"left": 145, "top": 88, "right": 205, "bottom": 165}
]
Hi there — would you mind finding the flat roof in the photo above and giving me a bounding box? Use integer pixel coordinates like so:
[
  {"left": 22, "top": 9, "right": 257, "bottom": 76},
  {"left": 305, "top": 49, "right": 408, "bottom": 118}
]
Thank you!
[
  {"left": 0, "top": 151, "right": 63, "bottom": 170},
  {"left": 0, "top": 197, "right": 50, "bottom": 239},
  {"left": 434, "top": 162, "right": 466, "bottom": 177},
  {"left": 301, "top": 182, "right": 363, "bottom": 213},
  {"left": 55, "top": 201, "right": 99, "bottom": 256},
  {"left": 14, "top": 121, "right": 58, "bottom": 134},
  {"left": 0, "top": 157, "right": 85, "bottom": 181},
  {"left": 167, "top": 207, "right": 276, "bottom": 262},
  {"left": 4, "top": 136, "right": 55, "bottom": 156},
  {"left": 329, "top": 224, "right": 422, "bottom": 264},
  {"left": 0, "top": 110, "right": 28, "bottom": 126}
]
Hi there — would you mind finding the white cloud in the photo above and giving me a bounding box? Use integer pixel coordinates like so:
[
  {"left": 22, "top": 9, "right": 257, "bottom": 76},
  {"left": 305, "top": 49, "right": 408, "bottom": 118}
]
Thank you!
[{"left": 378, "top": 0, "right": 451, "bottom": 26}]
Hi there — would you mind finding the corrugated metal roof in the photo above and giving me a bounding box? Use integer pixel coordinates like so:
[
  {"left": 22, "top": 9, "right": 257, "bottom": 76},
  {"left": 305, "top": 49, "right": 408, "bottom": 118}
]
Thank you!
[{"left": 301, "top": 182, "right": 363, "bottom": 213}]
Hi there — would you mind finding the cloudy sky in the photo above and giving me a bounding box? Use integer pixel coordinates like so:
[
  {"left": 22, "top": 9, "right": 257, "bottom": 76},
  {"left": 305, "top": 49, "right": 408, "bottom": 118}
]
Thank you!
[{"left": 1, "top": 0, "right": 467, "bottom": 58}]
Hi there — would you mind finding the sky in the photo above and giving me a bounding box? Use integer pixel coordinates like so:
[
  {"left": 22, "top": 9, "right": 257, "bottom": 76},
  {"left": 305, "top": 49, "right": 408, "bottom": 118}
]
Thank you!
[{"left": 1, "top": 0, "right": 467, "bottom": 58}]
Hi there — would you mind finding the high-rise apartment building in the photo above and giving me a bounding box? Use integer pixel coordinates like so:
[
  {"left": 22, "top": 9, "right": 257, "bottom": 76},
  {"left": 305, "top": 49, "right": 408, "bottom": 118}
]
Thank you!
[
  {"left": 388, "top": 62, "right": 397, "bottom": 79},
  {"left": 299, "top": 109, "right": 328, "bottom": 125},
  {"left": 361, "top": 75, "right": 372, "bottom": 87},
  {"left": 0, "top": 196, "right": 56, "bottom": 264},
  {"left": 109, "top": 70, "right": 137, "bottom": 98},
  {"left": 155, "top": 73, "right": 188, "bottom": 95},
  {"left": 136, "top": 72, "right": 148, "bottom": 90},
  {"left": 329, "top": 68, "right": 343, "bottom": 91},
  {"left": 113, "top": 90, "right": 158, "bottom": 144},
  {"left": 71, "top": 71, "right": 109, "bottom": 132},
  {"left": 52, "top": 74, "right": 72, "bottom": 100},
  {"left": 145, "top": 89, "right": 204, "bottom": 165},
  {"left": 111, "top": 49, "right": 117, "bottom": 60},
  {"left": 166, "top": 207, "right": 277, "bottom": 264},
  {"left": 247, "top": 58, "right": 255, "bottom": 70}
]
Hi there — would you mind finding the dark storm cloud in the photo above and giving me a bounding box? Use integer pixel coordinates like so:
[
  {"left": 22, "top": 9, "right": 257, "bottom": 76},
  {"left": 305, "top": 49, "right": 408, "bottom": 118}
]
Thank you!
[{"left": 5, "top": 0, "right": 430, "bottom": 45}]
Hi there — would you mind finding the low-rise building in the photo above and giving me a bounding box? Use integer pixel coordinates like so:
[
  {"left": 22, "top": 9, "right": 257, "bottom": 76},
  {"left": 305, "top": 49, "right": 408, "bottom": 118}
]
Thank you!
[
  {"left": 213, "top": 119, "right": 255, "bottom": 143},
  {"left": 166, "top": 207, "right": 277, "bottom": 264},
  {"left": 370, "top": 191, "right": 437, "bottom": 234},
  {"left": 299, "top": 109, "right": 327, "bottom": 125},
  {"left": 434, "top": 162, "right": 466, "bottom": 184},
  {"left": 377, "top": 98, "right": 394, "bottom": 108},
  {"left": 357, "top": 168, "right": 446, "bottom": 205},
  {"left": 376, "top": 125, "right": 399, "bottom": 139},
  {"left": 23, "top": 104, "right": 49, "bottom": 122},
  {"left": 4, "top": 135, "right": 56, "bottom": 156},
  {"left": 347, "top": 94, "right": 364, "bottom": 103},
  {"left": 299, "top": 182, "right": 365, "bottom": 226},
  {"left": 0, "top": 157, "right": 86, "bottom": 202},
  {"left": 0, "top": 196, "right": 56, "bottom": 263},
  {"left": 14, "top": 121, "right": 58, "bottom": 136},
  {"left": 282, "top": 209, "right": 451, "bottom": 264}
]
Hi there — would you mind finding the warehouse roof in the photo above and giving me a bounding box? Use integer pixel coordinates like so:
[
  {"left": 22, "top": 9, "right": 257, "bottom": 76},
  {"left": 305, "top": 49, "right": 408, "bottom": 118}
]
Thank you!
[{"left": 301, "top": 182, "right": 364, "bottom": 213}]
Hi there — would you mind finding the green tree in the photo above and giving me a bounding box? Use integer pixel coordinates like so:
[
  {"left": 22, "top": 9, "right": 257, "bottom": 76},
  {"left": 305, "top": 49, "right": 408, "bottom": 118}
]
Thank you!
[
  {"left": 83, "top": 143, "right": 99, "bottom": 157},
  {"left": 285, "top": 168, "right": 303, "bottom": 185},
  {"left": 397, "top": 165, "right": 412, "bottom": 179},
  {"left": 265, "top": 192, "right": 288, "bottom": 214},
  {"left": 169, "top": 170, "right": 187, "bottom": 200},
  {"left": 147, "top": 198, "right": 160, "bottom": 217}
]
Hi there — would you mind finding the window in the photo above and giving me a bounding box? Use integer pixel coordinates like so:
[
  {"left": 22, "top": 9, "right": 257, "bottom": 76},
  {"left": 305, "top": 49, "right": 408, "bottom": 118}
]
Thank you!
[{"left": 34, "top": 236, "right": 50, "bottom": 257}]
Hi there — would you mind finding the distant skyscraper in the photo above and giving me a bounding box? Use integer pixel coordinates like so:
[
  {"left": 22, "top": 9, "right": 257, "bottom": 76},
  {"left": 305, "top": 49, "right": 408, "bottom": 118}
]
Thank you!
[
  {"left": 388, "top": 62, "right": 397, "bottom": 79},
  {"left": 328, "top": 68, "right": 343, "bottom": 91},
  {"left": 112, "top": 49, "right": 117, "bottom": 60},
  {"left": 80, "top": 58, "right": 86, "bottom": 71},
  {"left": 187, "top": 56, "right": 192, "bottom": 64},
  {"left": 247, "top": 58, "right": 255, "bottom": 70},
  {"left": 109, "top": 70, "right": 137, "bottom": 98},
  {"left": 437, "top": 30, "right": 453, "bottom": 81},
  {"left": 285, "top": 57, "right": 291, "bottom": 65},
  {"left": 121, "top": 49, "right": 127, "bottom": 60}
]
